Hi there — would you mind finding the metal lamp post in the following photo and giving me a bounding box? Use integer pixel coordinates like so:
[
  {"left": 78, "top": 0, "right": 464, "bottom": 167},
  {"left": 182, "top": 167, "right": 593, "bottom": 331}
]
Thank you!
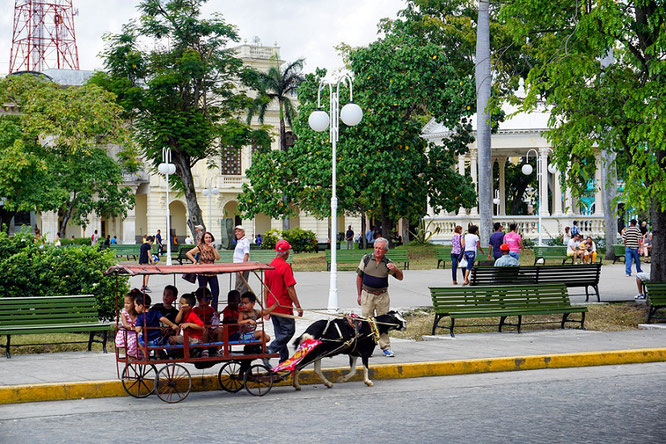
[
  {"left": 158, "top": 148, "right": 176, "bottom": 265},
  {"left": 522, "top": 148, "right": 556, "bottom": 245},
  {"left": 308, "top": 74, "right": 363, "bottom": 312},
  {"left": 202, "top": 178, "right": 219, "bottom": 234}
]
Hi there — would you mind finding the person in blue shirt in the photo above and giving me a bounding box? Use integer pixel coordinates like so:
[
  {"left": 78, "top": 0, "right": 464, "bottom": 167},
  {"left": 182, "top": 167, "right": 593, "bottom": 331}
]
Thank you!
[
  {"left": 487, "top": 222, "right": 505, "bottom": 260},
  {"left": 110, "top": 236, "right": 117, "bottom": 245},
  {"left": 570, "top": 221, "right": 580, "bottom": 237},
  {"left": 134, "top": 293, "right": 178, "bottom": 347},
  {"left": 494, "top": 244, "right": 520, "bottom": 267}
]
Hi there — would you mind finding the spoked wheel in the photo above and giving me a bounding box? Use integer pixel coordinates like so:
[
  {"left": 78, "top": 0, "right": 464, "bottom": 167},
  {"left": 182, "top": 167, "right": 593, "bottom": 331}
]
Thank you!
[
  {"left": 121, "top": 363, "right": 157, "bottom": 398},
  {"left": 156, "top": 363, "right": 192, "bottom": 403},
  {"left": 218, "top": 361, "right": 244, "bottom": 393},
  {"left": 243, "top": 364, "right": 274, "bottom": 397}
]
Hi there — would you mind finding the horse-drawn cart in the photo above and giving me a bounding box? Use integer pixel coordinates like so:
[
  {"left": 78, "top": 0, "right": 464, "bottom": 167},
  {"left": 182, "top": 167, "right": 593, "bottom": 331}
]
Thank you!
[{"left": 105, "top": 262, "right": 279, "bottom": 403}]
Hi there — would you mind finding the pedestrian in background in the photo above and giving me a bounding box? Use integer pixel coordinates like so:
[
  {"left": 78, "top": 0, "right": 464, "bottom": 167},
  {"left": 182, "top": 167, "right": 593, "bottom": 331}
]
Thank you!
[
  {"left": 503, "top": 223, "right": 524, "bottom": 260},
  {"left": 450, "top": 225, "right": 464, "bottom": 285},
  {"left": 622, "top": 219, "right": 643, "bottom": 277},
  {"left": 345, "top": 225, "right": 354, "bottom": 250},
  {"left": 488, "top": 222, "right": 504, "bottom": 261},
  {"left": 186, "top": 232, "right": 221, "bottom": 310},
  {"left": 233, "top": 225, "right": 251, "bottom": 294},
  {"left": 463, "top": 225, "right": 484, "bottom": 285}
]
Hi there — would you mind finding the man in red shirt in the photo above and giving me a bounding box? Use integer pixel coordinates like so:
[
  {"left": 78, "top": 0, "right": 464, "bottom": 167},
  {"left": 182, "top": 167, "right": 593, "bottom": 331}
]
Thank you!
[{"left": 265, "top": 240, "right": 302, "bottom": 363}]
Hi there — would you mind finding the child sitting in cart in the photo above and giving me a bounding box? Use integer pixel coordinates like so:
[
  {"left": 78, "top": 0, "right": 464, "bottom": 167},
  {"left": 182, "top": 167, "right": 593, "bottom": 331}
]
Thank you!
[
  {"left": 115, "top": 289, "right": 140, "bottom": 358},
  {"left": 134, "top": 293, "right": 179, "bottom": 348},
  {"left": 194, "top": 287, "right": 224, "bottom": 345},
  {"left": 238, "top": 292, "right": 277, "bottom": 343},
  {"left": 222, "top": 290, "right": 241, "bottom": 341},
  {"left": 169, "top": 293, "right": 205, "bottom": 346}
]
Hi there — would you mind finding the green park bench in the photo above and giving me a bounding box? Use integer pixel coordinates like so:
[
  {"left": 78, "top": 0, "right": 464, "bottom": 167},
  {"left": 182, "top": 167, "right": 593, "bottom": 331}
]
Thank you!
[
  {"left": 324, "top": 249, "right": 410, "bottom": 271},
  {"left": 429, "top": 283, "right": 587, "bottom": 337},
  {"left": 435, "top": 246, "right": 453, "bottom": 269},
  {"left": 612, "top": 244, "right": 626, "bottom": 264},
  {"left": 173, "top": 246, "right": 194, "bottom": 265},
  {"left": 645, "top": 283, "right": 666, "bottom": 323},
  {"left": 532, "top": 246, "right": 572, "bottom": 265},
  {"left": 218, "top": 249, "right": 292, "bottom": 264},
  {"left": 470, "top": 264, "right": 602, "bottom": 302},
  {"left": 108, "top": 244, "right": 141, "bottom": 260},
  {"left": 0, "top": 295, "right": 112, "bottom": 358}
]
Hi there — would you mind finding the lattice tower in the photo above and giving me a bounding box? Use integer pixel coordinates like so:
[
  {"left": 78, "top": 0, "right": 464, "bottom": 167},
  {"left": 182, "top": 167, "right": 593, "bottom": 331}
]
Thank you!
[{"left": 9, "top": 0, "right": 80, "bottom": 73}]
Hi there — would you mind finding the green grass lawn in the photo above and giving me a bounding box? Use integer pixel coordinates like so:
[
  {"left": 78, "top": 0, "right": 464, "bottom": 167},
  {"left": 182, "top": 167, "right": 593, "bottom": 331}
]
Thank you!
[{"left": 392, "top": 303, "right": 650, "bottom": 341}]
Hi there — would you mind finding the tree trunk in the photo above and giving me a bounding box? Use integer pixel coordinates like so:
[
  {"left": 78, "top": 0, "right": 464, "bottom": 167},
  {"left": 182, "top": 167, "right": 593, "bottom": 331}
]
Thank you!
[
  {"left": 475, "top": 0, "right": 493, "bottom": 245},
  {"left": 600, "top": 148, "right": 618, "bottom": 260},
  {"left": 59, "top": 206, "right": 74, "bottom": 236},
  {"left": 650, "top": 203, "right": 665, "bottom": 282},
  {"left": 279, "top": 101, "right": 287, "bottom": 152},
  {"left": 174, "top": 154, "right": 205, "bottom": 237},
  {"left": 380, "top": 196, "right": 393, "bottom": 247},
  {"left": 361, "top": 212, "right": 367, "bottom": 249}
]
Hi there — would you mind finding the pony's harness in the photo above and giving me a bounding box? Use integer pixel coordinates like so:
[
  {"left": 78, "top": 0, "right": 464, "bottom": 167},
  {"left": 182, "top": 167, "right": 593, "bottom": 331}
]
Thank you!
[{"left": 317, "top": 315, "right": 379, "bottom": 357}]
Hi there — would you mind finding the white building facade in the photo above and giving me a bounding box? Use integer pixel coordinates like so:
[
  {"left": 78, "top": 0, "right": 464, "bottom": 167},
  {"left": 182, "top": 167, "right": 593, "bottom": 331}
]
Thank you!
[{"left": 422, "top": 103, "right": 606, "bottom": 243}]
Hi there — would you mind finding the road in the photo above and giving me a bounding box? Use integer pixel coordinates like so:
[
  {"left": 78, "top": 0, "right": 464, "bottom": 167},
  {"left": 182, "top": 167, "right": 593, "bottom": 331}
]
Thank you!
[{"left": 1, "top": 363, "right": 664, "bottom": 443}]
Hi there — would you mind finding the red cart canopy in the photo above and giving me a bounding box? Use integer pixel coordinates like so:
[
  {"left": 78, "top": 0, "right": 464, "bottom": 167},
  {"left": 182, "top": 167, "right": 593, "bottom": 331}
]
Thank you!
[{"left": 104, "top": 262, "right": 274, "bottom": 276}]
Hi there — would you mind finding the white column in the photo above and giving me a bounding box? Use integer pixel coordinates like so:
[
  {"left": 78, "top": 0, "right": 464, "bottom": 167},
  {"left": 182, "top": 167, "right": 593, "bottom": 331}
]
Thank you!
[
  {"left": 553, "top": 169, "right": 563, "bottom": 216},
  {"left": 123, "top": 206, "right": 136, "bottom": 244},
  {"left": 539, "top": 148, "right": 550, "bottom": 216},
  {"left": 457, "top": 154, "right": 467, "bottom": 216},
  {"left": 470, "top": 149, "right": 479, "bottom": 216},
  {"left": 498, "top": 157, "right": 507, "bottom": 216},
  {"left": 594, "top": 153, "right": 603, "bottom": 215},
  {"left": 41, "top": 211, "right": 59, "bottom": 242}
]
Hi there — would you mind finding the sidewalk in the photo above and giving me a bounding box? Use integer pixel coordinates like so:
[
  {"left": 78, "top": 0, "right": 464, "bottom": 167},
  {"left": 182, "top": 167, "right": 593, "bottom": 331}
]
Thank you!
[{"left": 1, "top": 326, "right": 665, "bottom": 403}]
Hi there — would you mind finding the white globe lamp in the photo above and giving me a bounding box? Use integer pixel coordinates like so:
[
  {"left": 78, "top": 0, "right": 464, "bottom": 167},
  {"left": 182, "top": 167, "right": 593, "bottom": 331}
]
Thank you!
[
  {"left": 547, "top": 163, "right": 557, "bottom": 174},
  {"left": 521, "top": 164, "right": 533, "bottom": 175},
  {"left": 340, "top": 102, "right": 363, "bottom": 126},
  {"left": 308, "top": 110, "right": 330, "bottom": 132}
]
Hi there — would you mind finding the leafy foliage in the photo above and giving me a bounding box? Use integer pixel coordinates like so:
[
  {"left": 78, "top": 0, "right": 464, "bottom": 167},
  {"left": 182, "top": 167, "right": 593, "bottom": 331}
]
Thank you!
[
  {"left": 240, "top": 30, "right": 477, "bottom": 238},
  {"left": 261, "top": 229, "right": 281, "bottom": 251},
  {"left": 280, "top": 228, "right": 318, "bottom": 253},
  {"left": 500, "top": 0, "right": 666, "bottom": 279},
  {"left": 0, "top": 230, "right": 127, "bottom": 319},
  {"left": 90, "top": 0, "right": 271, "bottom": 235},
  {"left": 0, "top": 74, "right": 135, "bottom": 233}
]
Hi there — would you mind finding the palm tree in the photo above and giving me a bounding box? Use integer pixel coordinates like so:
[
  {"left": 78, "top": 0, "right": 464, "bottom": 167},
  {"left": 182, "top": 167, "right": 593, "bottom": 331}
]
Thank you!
[{"left": 248, "top": 57, "right": 305, "bottom": 152}]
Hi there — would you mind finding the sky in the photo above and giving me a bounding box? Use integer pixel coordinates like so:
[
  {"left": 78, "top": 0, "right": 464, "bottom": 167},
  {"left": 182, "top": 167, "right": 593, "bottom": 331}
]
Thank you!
[{"left": 0, "top": 0, "right": 406, "bottom": 75}]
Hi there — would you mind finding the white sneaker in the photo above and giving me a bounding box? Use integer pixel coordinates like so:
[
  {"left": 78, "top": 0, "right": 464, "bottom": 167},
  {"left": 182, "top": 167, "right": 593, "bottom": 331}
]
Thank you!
[
  {"left": 201, "top": 349, "right": 209, "bottom": 358},
  {"left": 635, "top": 293, "right": 646, "bottom": 300}
]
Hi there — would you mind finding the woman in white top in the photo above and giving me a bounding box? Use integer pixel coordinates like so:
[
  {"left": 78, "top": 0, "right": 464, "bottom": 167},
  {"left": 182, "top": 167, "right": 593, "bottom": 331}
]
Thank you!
[{"left": 463, "top": 225, "right": 485, "bottom": 285}]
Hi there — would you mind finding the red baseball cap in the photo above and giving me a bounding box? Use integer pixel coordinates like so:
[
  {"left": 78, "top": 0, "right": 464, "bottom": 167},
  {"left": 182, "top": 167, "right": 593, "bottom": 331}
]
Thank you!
[
  {"left": 500, "top": 243, "right": 510, "bottom": 251},
  {"left": 275, "top": 240, "right": 292, "bottom": 252}
]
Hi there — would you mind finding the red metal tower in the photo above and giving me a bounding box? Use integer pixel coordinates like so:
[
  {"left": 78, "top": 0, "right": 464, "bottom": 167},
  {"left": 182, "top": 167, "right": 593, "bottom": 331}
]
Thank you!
[{"left": 9, "top": 0, "right": 80, "bottom": 73}]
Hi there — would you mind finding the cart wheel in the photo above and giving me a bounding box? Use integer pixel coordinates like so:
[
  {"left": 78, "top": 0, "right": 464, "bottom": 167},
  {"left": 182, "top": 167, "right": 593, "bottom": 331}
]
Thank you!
[
  {"left": 156, "top": 363, "right": 192, "bottom": 403},
  {"left": 218, "top": 361, "right": 244, "bottom": 393},
  {"left": 243, "top": 364, "right": 273, "bottom": 397},
  {"left": 121, "top": 363, "right": 157, "bottom": 398}
]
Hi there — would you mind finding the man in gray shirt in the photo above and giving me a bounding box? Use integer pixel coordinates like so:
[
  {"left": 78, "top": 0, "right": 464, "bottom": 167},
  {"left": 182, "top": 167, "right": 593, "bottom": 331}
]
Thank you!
[{"left": 494, "top": 244, "right": 520, "bottom": 267}]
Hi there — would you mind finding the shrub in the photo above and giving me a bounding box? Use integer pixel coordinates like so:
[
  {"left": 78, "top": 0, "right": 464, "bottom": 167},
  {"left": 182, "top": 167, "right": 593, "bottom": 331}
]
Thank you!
[
  {"left": 0, "top": 230, "right": 127, "bottom": 320},
  {"left": 281, "top": 228, "right": 318, "bottom": 253},
  {"left": 60, "top": 237, "right": 92, "bottom": 246},
  {"left": 261, "top": 229, "right": 280, "bottom": 250}
]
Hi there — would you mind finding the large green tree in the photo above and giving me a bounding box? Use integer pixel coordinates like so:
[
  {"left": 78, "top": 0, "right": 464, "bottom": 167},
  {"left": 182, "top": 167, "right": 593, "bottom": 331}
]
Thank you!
[
  {"left": 239, "top": 32, "right": 477, "bottom": 241},
  {"left": 0, "top": 74, "right": 134, "bottom": 233},
  {"left": 500, "top": 0, "right": 666, "bottom": 279},
  {"left": 91, "top": 0, "right": 270, "bottom": 235}
]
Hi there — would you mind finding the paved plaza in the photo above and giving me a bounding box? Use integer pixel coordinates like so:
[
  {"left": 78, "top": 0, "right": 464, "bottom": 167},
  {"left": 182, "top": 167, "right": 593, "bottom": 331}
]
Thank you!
[{"left": 130, "top": 263, "right": 649, "bottom": 311}]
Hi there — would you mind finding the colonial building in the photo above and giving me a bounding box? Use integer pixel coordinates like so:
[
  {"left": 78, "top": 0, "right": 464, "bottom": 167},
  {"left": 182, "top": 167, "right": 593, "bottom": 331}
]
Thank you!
[
  {"left": 421, "top": 101, "right": 607, "bottom": 243},
  {"left": 36, "top": 43, "right": 362, "bottom": 245}
]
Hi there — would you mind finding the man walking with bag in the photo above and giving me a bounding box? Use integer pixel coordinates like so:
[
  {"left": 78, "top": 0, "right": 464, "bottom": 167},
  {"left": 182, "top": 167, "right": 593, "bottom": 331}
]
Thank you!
[{"left": 356, "top": 237, "right": 403, "bottom": 357}]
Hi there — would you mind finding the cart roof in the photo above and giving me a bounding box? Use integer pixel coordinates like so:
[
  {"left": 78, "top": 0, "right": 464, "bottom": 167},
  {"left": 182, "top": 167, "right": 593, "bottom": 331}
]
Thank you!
[{"left": 104, "top": 262, "right": 274, "bottom": 276}]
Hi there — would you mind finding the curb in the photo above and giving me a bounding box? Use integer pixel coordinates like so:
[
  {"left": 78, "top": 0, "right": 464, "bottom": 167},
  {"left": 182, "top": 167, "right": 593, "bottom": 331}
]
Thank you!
[{"left": 2, "top": 347, "right": 665, "bottom": 405}]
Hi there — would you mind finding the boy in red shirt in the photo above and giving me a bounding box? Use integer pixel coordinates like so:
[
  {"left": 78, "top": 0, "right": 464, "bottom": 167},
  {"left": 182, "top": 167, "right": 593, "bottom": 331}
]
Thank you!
[
  {"left": 169, "top": 293, "right": 204, "bottom": 345},
  {"left": 222, "top": 290, "right": 241, "bottom": 341}
]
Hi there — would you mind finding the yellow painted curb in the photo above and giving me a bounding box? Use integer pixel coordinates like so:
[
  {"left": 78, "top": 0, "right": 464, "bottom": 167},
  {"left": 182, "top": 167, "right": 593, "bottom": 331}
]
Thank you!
[{"left": 1, "top": 347, "right": 665, "bottom": 405}]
